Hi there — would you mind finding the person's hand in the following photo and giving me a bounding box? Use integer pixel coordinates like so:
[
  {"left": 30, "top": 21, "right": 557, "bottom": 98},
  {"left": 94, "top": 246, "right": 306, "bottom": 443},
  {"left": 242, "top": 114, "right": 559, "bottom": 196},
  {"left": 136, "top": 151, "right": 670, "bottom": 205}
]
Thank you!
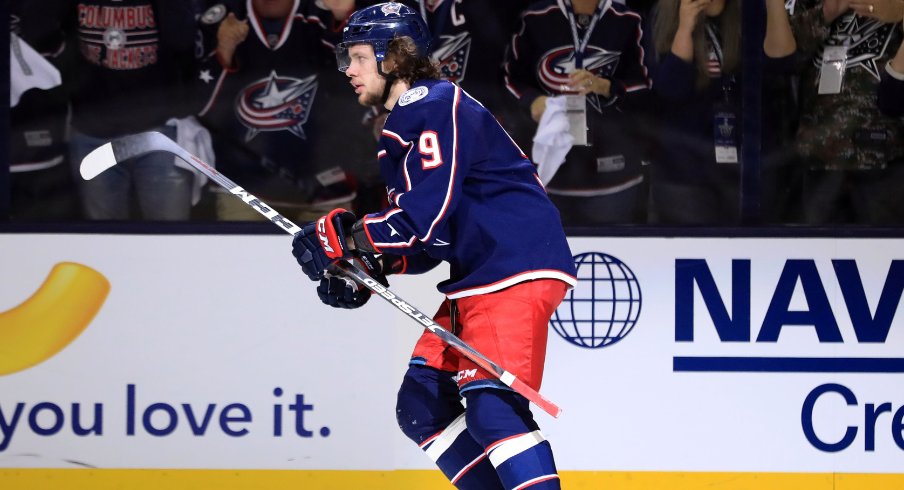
[
  {"left": 764, "top": 0, "right": 796, "bottom": 57},
  {"left": 292, "top": 209, "right": 357, "bottom": 281},
  {"left": 321, "top": 0, "right": 356, "bottom": 22},
  {"left": 677, "top": 0, "right": 711, "bottom": 34},
  {"left": 317, "top": 275, "right": 370, "bottom": 308},
  {"left": 849, "top": 0, "right": 904, "bottom": 22},
  {"left": 316, "top": 252, "right": 388, "bottom": 309},
  {"left": 568, "top": 69, "right": 612, "bottom": 97},
  {"left": 216, "top": 12, "right": 249, "bottom": 68},
  {"left": 671, "top": 0, "right": 711, "bottom": 61},
  {"left": 822, "top": 0, "right": 852, "bottom": 23},
  {"left": 530, "top": 95, "right": 548, "bottom": 122}
]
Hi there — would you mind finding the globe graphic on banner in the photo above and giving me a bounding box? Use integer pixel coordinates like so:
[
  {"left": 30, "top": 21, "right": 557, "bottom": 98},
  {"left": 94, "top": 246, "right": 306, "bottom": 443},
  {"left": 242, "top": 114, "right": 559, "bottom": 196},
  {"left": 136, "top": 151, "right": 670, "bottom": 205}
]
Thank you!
[{"left": 550, "top": 252, "right": 642, "bottom": 348}]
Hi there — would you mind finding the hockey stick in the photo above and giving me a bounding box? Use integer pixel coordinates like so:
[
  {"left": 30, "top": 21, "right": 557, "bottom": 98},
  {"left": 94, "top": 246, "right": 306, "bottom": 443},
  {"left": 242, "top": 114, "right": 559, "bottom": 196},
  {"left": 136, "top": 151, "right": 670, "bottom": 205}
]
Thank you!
[{"left": 80, "top": 131, "right": 563, "bottom": 418}]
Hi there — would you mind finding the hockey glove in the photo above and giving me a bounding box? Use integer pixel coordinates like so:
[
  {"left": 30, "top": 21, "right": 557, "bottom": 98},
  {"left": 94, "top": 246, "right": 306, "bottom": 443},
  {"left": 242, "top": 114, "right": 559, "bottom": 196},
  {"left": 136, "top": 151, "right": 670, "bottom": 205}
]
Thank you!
[
  {"left": 316, "top": 252, "right": 389, "bottom": 309},
  {"left": 292, "top": 208, "right": 356, "bottom": 281},
  {"left": 317, "top": 275, "right": 370, "bottom": 309}
]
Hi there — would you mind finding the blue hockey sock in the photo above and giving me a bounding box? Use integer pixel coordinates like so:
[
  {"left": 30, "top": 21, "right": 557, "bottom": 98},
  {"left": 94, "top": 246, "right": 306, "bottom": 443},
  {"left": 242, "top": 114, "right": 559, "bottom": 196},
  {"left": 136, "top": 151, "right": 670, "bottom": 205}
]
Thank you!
[
  {"left": 396, "top": 365, "right": 503, "bottom": 489},
  {"left": 464, "top": 389, "right": 560, "bottom": 490}
]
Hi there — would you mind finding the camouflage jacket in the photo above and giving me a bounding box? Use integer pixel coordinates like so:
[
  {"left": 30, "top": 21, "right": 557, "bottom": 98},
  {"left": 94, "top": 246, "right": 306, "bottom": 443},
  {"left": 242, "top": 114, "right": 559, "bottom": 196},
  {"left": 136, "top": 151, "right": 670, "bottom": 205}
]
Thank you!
[{"left": 792, "top": 2, "right": 904, "bottom": 170}]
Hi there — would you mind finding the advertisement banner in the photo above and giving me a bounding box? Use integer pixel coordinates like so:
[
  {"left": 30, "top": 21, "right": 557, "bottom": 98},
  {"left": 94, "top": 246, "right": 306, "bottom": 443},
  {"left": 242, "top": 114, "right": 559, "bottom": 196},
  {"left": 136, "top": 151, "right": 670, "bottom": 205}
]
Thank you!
[{"left": 1, "top": 234, "right": 902, "bottom": 478}]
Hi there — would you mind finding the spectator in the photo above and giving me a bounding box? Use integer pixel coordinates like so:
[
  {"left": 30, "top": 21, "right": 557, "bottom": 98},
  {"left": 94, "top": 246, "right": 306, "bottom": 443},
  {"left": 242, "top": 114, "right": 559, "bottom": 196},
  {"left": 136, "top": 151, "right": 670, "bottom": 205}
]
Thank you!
[
  {"left": 791, "top": 0, "right": 904, "bottom": 224},
  {"left": 645, "top": 0, "right": 796, "bottom": 225},
  {"left": 877, "top": 8, "right": 904, "bottom": 116},
  {"left": 9, "top": 0, "right": 78, "bottom": 221},
  {"left": 195, "top": 0, "right": 371, "bottom": 223},
  {"left": 758, "top": 0, "right": 808, "bottom": 224},
  {"left": 504, "top": 0, "right": 652, "bottom": 226},
  {"left": 66, "top": 0, "right": 199, "bottom": 220},
  {"left": 419, "top": 0, "right": 533, "bottom": 147}
]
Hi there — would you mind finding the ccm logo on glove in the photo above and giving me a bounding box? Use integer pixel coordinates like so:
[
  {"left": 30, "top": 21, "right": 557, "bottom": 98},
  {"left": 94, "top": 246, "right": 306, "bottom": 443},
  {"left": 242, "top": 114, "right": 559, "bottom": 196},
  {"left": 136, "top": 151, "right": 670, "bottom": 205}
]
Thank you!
[
  {"left": 319, "top": 209, "right": 353, "bottom": 258},
  {"left": 317, "top": 217, "right": 337, "bottom": 255},
  {"left": 293, "top": 208, "right": 357, "bottom": 281}
]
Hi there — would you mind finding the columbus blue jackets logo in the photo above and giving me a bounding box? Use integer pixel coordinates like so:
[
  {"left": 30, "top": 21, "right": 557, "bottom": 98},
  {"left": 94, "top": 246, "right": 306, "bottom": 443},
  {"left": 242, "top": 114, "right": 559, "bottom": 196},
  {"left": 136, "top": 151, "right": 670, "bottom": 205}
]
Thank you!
[
  {"left": 103, "top": 28, "right": 126, "bottom": 50},
  {"left": 236, "top": 71, "right": 317, "bottom": 141},
  {"left": 200, "top": 4, "right": 227, "bottom": 25},
  {"left": 381, "top": 3, "right": 403, "bottom": 16},
  {"left": 432, "top": 32, "right": 471, "bottom": 84},
  {"left": 538, "top": 45, "right": 621, "bottom": 95},
  {"left": 815, "top": 14, "right": 894, "bottom": 81}
]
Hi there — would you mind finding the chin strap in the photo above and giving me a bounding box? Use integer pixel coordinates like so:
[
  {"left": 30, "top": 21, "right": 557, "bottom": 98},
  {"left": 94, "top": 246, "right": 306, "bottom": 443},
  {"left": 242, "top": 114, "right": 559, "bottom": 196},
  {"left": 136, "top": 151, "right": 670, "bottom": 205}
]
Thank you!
[
  {"left": 376, "top": 60, "right": 397, "bottom": 107},
  {"left": 380, "top": 73, "right": 397, "bottom": 107}
]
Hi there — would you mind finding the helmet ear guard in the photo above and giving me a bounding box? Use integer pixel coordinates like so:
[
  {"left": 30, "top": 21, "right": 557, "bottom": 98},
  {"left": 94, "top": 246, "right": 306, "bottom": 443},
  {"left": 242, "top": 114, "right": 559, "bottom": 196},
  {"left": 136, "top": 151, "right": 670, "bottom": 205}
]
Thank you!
[{"left": 336, "top": 2, "right": 431, "bottom": 73}]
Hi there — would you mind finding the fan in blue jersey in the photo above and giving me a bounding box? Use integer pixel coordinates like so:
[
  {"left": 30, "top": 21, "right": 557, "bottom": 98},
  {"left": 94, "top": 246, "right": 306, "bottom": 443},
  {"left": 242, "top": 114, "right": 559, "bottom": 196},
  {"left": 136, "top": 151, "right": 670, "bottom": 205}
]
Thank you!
[
  {"left": 194, "top": 0, "right": 373, "bottom": 222},
  {"left": 504, "top": 0, "right": 653, "bottom": 226},
  {"left": 291, "top": 3, "right": 577, "bottom": 488}
]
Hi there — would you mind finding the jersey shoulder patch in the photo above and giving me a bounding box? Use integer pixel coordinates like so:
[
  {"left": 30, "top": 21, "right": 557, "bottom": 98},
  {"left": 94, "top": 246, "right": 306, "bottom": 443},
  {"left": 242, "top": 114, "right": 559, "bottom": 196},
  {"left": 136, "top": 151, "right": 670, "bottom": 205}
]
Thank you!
[{"left": 398, "top": 86, "right": 429, "bottom": 106}]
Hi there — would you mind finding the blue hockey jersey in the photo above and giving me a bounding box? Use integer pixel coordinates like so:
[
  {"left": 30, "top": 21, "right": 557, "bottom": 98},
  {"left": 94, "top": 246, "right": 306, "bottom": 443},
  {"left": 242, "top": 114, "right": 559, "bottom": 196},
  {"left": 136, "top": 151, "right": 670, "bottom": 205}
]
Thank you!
[{"left": 357, "top": 79, "right": 577, "bottom": 298}]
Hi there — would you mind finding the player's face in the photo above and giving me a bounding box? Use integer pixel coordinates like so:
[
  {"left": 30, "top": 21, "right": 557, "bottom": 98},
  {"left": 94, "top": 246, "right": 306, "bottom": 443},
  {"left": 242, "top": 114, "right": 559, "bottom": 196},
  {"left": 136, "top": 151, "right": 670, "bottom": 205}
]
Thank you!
[{"left": 345, "top": 44, "right": 386, "bottom": 107}]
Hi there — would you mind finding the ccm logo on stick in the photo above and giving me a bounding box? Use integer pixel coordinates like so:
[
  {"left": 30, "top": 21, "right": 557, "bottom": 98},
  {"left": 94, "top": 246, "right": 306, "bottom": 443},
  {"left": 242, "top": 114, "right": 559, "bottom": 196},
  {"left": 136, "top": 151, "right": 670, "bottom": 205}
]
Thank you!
[{"left": 229, "top": 186, "right": 301, "bottom": 235}]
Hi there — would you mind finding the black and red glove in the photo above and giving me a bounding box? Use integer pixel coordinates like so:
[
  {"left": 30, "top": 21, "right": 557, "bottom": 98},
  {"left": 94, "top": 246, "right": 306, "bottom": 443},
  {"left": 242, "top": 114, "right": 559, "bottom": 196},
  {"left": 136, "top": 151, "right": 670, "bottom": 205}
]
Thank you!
[
  {"left": 316, "top": 252, "right": 389, "bottom": 309},
  {"left": 292, "top": 208, "right": 356, "bottom": 281}
]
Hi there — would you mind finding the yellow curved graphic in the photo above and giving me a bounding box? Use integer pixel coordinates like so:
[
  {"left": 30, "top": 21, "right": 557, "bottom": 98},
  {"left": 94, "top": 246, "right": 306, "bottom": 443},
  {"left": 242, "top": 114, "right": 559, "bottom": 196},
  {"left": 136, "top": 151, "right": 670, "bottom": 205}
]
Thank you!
[{"left": 0, "top": 262, "right": 110, "bottom": 375}]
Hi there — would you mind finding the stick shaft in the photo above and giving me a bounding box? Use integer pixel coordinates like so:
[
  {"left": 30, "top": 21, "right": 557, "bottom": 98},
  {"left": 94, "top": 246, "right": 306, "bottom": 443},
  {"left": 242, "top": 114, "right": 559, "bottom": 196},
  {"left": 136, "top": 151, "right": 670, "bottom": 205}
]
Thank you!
[
  {"left": 112, "top": 132, "right": 302, "bottom": 235},
  {"left": 101, "top": 131, "right": 562, "bottom": 418}
]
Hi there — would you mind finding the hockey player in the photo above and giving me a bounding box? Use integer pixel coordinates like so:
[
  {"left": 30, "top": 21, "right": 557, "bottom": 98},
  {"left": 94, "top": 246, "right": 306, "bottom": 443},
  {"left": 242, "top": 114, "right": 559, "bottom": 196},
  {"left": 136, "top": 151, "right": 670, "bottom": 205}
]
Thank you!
[{"left": 290, "top": 3, "right": 577, "bottom": 488}]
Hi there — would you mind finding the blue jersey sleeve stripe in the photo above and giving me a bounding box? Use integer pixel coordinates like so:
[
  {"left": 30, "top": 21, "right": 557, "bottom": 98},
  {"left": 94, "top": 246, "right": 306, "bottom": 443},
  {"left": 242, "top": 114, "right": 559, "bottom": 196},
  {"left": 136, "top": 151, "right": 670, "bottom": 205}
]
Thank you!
[
  {"left": 402, "top": 145, "right": 416, "bottom": 191},
  {"left": 501, "top": 123, "right": 528, "bottom": 159},
  {"left": 382, "top": 129, "right": 412, "bottom": 146},
  {"left": 533, "top": 174, "right": 546, "bottom": 190},
  {"left": 364, "top": 209, "right": 419, "bottom": 249},
  {"left": 377, "top": 239, "right": 418, "bottom": 249}
]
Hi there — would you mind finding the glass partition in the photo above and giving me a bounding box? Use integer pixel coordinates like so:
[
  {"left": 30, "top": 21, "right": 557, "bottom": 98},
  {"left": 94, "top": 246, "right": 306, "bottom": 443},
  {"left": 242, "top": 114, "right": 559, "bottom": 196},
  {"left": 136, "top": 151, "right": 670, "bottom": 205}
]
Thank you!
[{"left": 5, "top": 0, "right": 904, "bottom": 228}]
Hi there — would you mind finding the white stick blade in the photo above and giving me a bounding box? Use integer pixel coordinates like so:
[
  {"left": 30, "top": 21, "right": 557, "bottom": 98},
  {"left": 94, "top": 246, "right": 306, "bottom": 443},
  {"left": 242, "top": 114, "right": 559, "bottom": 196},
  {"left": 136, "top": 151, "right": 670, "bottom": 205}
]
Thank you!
[{"left": 80, "top": 143, "right": 117, "bottom": 180}]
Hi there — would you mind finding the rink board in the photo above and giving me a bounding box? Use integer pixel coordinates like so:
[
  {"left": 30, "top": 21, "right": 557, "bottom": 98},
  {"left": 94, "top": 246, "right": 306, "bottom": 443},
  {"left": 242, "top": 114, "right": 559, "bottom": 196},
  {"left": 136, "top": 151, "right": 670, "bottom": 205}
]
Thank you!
[
  {"left": 0, "top": 234, "right": 902, "bottom": 488},
  {"left": 0, "top": 469, "right": 902, "bottom": 489}
]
